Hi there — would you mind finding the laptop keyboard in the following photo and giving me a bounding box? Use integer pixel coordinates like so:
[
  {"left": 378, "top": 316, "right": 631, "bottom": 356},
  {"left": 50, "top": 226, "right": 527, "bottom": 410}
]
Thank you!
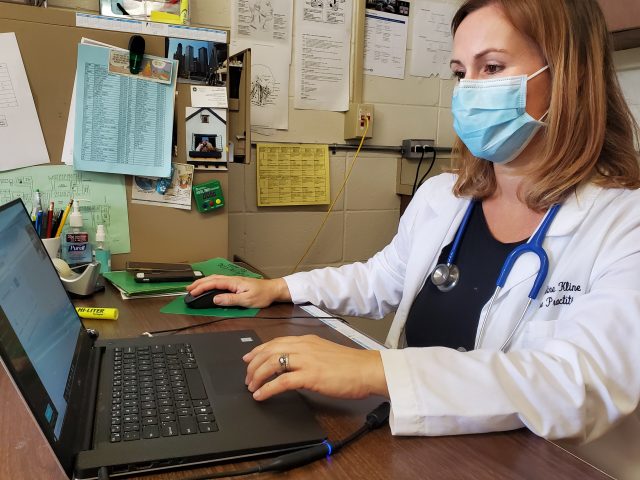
[{"left": 109, "top": 343, "right": 219, "bottom": 442}]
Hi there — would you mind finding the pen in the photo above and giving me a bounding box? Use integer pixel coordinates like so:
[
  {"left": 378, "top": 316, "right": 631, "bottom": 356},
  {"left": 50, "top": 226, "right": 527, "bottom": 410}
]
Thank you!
[
  {"left": 46, "top": 201, "right": 54, "bottom": 238},
  {"left": 35, "top": 211, "right": 43, "bottom": 237},
  {"left": 55, "top": 199, "right": 74, "bottom": 238}
]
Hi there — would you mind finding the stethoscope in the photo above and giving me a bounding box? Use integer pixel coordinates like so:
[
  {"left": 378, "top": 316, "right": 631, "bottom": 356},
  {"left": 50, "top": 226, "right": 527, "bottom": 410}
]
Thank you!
[{"left": 430, "top": 200, "right": 561, "bottom": 352}]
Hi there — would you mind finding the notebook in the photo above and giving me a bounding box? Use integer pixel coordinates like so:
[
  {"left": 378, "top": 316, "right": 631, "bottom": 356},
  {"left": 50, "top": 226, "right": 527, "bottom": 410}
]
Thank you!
[{"left": 0, "top": 198, "right": 325, "bottom": 479}]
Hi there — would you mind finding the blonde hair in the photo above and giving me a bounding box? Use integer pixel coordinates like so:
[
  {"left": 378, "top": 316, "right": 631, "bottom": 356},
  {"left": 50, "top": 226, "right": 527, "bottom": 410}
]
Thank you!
[{"left": 450, "top": 0, "right": 640, "bottom": 211}]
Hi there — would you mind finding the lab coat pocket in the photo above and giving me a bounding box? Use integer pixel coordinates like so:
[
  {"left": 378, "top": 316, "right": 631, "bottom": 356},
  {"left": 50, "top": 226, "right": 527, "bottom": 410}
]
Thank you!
[{"left": 520, "top": 320, "right": 557, "bottom": 348}]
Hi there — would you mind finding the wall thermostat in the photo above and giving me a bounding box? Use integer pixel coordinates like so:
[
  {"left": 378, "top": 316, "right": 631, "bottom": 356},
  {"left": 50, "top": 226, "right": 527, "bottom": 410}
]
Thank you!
[{"left": 193, "top": 179, "right": 225, "bottom": 213}]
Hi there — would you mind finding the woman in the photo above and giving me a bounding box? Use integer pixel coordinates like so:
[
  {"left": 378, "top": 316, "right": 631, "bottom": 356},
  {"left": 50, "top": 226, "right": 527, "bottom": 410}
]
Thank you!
[{"left": 188, "top": 0, "right": 640, "bottom": 443}]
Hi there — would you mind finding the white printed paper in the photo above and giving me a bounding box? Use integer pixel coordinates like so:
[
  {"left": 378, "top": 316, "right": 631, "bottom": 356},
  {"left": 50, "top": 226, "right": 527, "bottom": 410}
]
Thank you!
[
  {"left": 409, "top": 0, "right": 456, "bottom": 78},
  {"left": 231, "top": 0, "right": 292, "bottom": 129},
  {"left": 232, "top": 0, "right": 293, "bottom": 51},
  {"left": 363, "top": 2, "right": 410, "bottom": 80},
  {"left": 0, "top": 32, "right": 50, "bottom": 171},
  {"left": 294, "top": 0, "right": 353, "bottom": 112},
  {"left": 190, "top": 85, "right": 229, "bottom": 108},
  {"left": 236, "top": 42, "right": 290, "bottom": 130}
]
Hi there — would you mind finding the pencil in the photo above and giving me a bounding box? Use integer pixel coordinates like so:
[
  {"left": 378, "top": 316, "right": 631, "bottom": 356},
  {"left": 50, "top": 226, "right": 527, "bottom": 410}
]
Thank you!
[{"left": 55, "top": 199, "right": 74, "bottom": 238}]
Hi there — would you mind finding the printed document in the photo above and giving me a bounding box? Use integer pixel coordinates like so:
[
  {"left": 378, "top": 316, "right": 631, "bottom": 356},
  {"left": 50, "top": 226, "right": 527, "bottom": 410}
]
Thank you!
[
  {"left": 363, "top": 2, "right": 410, "bottom": 79},
  {"left": 294, "top": 0, "right": 352, "bottom": 112},
  {"left": 232, "top": 0, "right": 292, "bottom": 50},
  {"left": 409, "top": 0, "right": 456, "bottom": 78},
  {"left": 0, "top": 165, "right": 130, "bottom": 254},
  {"left": 0, "top": 33, "right": 49, "bottom": 172},
  {"left": 231, "top": 0, "right": 292, "bottom": 129},
  {"left": 73, "top": 44, "right": 178, "bottom": 177},
  {"left": 256, "top": 143, "right": 330, "bottom": 206}
]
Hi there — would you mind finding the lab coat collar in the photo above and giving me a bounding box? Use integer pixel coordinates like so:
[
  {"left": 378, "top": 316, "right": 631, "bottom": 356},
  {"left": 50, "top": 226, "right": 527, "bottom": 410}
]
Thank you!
[
  {"left": 545, "top": 182, "right": 603, "bottom": 237},
  {"left": 496, "top": 182, "right": 603, "bottom": 295}
]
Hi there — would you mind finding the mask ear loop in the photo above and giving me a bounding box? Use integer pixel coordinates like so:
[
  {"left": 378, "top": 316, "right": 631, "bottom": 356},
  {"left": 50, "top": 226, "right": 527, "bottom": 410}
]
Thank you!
[
  {"left": 527, "top": 64, "right": 549, "bottom": 80},
  {"left": 527, "top": 65, "right": 550, "bottom": 123}
]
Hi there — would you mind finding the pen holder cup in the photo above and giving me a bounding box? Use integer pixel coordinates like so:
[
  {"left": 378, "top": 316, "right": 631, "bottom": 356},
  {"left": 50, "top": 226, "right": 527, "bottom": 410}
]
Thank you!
[{"left": 42, "top": 237, "right": 61, "bottom": 259}]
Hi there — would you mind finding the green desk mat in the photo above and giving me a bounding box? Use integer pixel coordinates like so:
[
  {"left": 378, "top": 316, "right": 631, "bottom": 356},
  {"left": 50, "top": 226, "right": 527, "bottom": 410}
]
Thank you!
[{"left": 160, "top": 296, "right": 259, "bottom": 318}]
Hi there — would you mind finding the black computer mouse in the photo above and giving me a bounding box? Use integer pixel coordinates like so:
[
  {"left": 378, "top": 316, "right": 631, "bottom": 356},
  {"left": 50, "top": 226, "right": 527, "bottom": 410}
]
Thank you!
[{"left": 183, "top": 289, "right": 232, "bottom": 309}]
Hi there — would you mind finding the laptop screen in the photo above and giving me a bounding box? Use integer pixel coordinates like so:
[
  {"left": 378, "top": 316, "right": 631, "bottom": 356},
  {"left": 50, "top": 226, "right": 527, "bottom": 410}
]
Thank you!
[{"left": 0, "top": 199, "right": 82, "bottom": 441}]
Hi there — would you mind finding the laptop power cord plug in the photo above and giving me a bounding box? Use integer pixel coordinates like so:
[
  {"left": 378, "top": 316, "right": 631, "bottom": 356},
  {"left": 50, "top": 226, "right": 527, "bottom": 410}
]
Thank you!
[{"left": 184, "top": 401, "right": 391, "bottom": 480}]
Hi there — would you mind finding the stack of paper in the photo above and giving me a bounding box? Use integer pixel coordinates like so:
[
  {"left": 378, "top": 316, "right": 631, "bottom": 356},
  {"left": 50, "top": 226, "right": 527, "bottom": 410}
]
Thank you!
[{"left": 102, "top": 257, "right": 261, "bottom": 300}]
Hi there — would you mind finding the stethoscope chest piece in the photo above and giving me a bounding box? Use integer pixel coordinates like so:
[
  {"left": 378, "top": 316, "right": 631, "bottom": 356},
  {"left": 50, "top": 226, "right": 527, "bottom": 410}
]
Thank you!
[{"left": 431, "top": 263, "right": 460, "bottom": 292}]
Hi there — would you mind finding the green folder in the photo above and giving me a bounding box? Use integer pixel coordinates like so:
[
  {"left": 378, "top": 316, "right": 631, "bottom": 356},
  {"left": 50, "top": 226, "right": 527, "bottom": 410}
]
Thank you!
[{"left": 102, "top": 257, "right": 262, "bottom": 296}]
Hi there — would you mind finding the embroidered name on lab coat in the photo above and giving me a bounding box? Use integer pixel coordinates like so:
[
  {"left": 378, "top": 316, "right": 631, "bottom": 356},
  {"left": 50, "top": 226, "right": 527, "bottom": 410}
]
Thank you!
[{"left": 539, "top": 281, "right": 583, "bottom": 308}]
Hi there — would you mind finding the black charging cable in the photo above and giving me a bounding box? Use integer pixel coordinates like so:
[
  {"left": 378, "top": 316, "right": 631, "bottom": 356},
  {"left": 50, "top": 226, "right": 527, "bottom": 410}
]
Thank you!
[
  {"left": 411, "top": 148, "right": 426, "bottom": 196},
  {"left": 411, "top": 146, "right": 437, "bottom": 196},
  {"left": 142, "top": 315, "right": 350, "bottom": 337},
  {"left": 182, "top": 402, "right": 391, "bottom": 480},
  {"left": 417, "top": 148, "right": 437, "bottom": 191}
]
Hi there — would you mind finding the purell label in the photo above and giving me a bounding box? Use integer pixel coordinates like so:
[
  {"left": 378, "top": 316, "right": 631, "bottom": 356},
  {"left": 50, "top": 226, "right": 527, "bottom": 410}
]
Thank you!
[{"left": 65, "top": 232, "right": 89, "bottom": 242}]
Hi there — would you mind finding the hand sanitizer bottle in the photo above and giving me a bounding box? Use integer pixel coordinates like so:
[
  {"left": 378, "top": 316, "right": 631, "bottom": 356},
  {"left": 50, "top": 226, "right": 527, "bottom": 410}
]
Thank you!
[
  {"left": 62, "top": 199, "right": 93, "bottom": 266},
  {"left": 94, "top": 225, "right": 111, "bottom": 273}
]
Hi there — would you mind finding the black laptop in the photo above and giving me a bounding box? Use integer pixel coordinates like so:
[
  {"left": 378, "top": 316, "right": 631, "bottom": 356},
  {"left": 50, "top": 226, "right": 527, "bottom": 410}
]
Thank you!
[{"left": 0, "top": 198, "right": 325, "bottom": 479}]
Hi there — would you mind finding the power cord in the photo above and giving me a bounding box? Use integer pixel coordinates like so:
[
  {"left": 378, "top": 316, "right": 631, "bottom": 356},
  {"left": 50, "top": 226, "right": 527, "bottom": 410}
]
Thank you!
[
  {"left": 417, "top": 148, "right": 437, "bottom": 191},
  {"left": 411, "top": 146, "right": 437, "bottom": 196},
  {"left": 181, "top": 402, "right": 390, "bottom": 480},
  {"left": 141, "top": 315, "right": 349, "bottom": 337},
  {"left": 290, "top": 117, "right": 371, "bottom": 274},
  {"left": 411, "top": 148, "right": 426, "bottom": 196}
]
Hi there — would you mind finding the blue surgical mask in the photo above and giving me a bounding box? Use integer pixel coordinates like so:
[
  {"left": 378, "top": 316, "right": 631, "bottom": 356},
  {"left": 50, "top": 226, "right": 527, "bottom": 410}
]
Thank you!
[{"left": 451, "top": 65, "right": 549, "bottom": 164}]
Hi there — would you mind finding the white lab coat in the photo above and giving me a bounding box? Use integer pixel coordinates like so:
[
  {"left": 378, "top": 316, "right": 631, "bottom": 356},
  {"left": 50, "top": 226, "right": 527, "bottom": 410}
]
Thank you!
[{"left": 285, "top": 173, "right": 640, "bottom": 446}]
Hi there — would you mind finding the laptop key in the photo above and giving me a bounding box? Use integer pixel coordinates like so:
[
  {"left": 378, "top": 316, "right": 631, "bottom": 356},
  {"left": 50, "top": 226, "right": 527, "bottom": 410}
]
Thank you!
[
  {"left": 179, "top": 416, "right": 198, "bottom": 435},
  {"left": 161, "top": 421, "right": 178, "bottom": 437},
  {"left": 142, "top": 425, "right": 160, "bottom": 439},
  {"left": 198, "top": 422, "right": 219, "bottom": 433},
  {"left": 110, "top": 433, "right": 122, "bottom": 442},
  {"left": 196, "top": 413, "right": 214, "bottom": 423},
  {"left": 142, "top": 417, "right": 158, "bottom": 425},
  {"left": 123, "top": 431, "right": 140, "bottom": 441},
  {"left": 184, "top": 369, "right": 207, "bottom": 399}
]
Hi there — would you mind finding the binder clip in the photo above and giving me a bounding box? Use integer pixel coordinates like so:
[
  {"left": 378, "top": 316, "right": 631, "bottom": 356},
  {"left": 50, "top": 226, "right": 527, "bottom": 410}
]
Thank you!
[{"left": 128, "top": 35, "right": 145, "bottom": 74}]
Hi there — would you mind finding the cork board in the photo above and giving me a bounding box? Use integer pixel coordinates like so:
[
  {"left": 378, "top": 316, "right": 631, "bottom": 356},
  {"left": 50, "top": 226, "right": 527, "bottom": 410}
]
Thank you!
[{"left": 0, "top": 3, "right": 229, "bottom": 269}]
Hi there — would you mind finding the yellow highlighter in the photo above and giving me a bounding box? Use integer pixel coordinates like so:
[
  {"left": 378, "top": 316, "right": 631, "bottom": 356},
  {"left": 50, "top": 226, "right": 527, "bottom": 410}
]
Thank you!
[{"left": 75, "top": 307, "right": 119, "bottom": 321}]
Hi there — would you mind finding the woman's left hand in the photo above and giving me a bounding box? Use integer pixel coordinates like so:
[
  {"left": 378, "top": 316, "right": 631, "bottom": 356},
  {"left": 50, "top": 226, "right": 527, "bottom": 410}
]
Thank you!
[{"left": 243, "top": 335, "right": 389, "bottom": 401}]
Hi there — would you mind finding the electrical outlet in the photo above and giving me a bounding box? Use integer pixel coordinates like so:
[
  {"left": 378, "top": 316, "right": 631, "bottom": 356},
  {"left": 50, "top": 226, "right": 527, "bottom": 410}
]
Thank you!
[
  {"left": 402, "top": 139, "right": 435, "bottom": 159},
  {"left": 344, "top": 103, "right": 374, "bottom": 140}
]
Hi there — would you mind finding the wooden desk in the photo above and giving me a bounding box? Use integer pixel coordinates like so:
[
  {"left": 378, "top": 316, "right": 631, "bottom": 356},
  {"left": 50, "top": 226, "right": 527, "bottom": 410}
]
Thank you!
[{"left": 1, "top": 285, "right": 608, "bottom": 480}]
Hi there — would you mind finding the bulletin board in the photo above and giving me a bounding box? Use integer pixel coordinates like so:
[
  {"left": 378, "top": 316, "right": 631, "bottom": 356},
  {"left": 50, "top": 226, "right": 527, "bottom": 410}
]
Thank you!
[{"left": 0, "top": 3, "right": 231, "bottom": 269}]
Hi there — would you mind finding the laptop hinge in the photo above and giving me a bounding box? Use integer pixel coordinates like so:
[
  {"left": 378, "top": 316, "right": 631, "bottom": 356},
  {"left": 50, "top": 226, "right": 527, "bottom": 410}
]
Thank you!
[{"left": 78, "top": 344, "right": 103, "bottom": 451}]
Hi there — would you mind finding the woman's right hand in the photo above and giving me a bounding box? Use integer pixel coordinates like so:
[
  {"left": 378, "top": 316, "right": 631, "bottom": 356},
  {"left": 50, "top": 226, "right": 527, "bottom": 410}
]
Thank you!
[{"left": 185, "top": 275, "right": 291, "bottom": 309}]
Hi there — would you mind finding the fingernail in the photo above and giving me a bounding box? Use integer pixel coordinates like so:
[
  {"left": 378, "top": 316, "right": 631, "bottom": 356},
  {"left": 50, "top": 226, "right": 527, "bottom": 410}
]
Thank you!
[{"left": 253, "top": 389, "right": 262, "bottom": 400}]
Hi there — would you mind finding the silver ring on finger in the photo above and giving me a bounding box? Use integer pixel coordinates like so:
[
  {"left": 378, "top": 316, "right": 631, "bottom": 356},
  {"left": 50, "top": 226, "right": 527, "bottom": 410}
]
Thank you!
[{"left": 278, "top": 353, "right": 290, "bottom": 373}]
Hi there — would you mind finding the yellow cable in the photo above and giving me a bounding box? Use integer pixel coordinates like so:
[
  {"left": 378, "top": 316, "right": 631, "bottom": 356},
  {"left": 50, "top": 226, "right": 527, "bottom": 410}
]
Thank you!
[{"left": 290, "top": 117, "right": 370, "bottom": 274}]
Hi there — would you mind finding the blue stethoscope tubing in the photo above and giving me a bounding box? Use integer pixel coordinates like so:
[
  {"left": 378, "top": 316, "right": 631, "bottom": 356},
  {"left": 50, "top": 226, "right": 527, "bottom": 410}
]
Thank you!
[{"left": 431, "top": 200, "right": 561, "bottom": 352}]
